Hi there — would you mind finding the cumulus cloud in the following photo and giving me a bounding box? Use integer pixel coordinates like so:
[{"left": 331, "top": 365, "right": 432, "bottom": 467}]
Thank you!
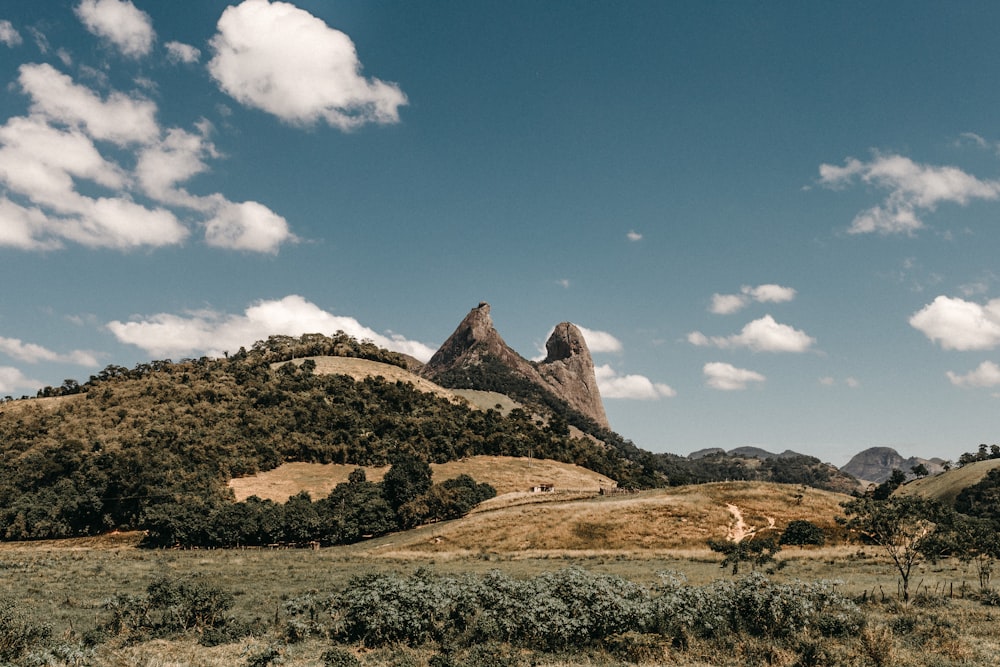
[
  {"left": 595, "top": 364, "right": 675, "bottom": 399},
  {"left": 710, "top": 293, "right": 748, "bottom": 315},
  {"left": 626, "top": 230, "right": 642, "bottom": 242},
  {"left": 0, "top": 367, "right": 41, "bottom": 394},
  {"left": 818, "top": 153, "right": 1000, "bottom": 235},
  {"left": 577, "top": 326, "right": 624, "bottom": 354},
  {"left": 19, "top": 63, "right": 159, "bottom": 145},
  {"left": 204, "top": 200, "right": 294, "bottom": 253},
  {"left": 710, "top": 284, "right": 796, "bottom": 314},
  {"left": 208, "top": 0, "right": 407, "bottom": 129},
  {"left": 0, "top": 337, "right": 98, "bottom": 366},
  {"left": 0, "top": 60, "right": 295, "bottom": 253},
  {"left": 910, "top": 296, "right": 1000, "bottom": 351},
  {"left": 107, "top": 295, "right": 436, "bottom": 362},
  {"left": 947, "top": 361, "right": 1000, "bottom": 388},
  {"left": 165, "top": 41, "right": 200, "bottom": 65},
  {"left": 688, "top": 315, "right": 815, "bottom": 353},
  {"left": 75, "top": 0, "right": 155, "bottom": 58},
  {"left": 0, "top": 20, "right": 22, "bottom": 47},
  {"left": 703, "top": 362, "right": 766, "bottom": 391}
]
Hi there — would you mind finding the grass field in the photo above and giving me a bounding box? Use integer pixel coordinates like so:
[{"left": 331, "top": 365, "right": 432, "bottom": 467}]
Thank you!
[{"left": 5, "top": 477, "right": 1000, "bottom": 666}]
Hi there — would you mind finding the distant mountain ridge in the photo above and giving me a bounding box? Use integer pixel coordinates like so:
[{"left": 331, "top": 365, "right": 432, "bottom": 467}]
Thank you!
[{"left": 689, "top": 447, "right": 806, "bottom": 461}]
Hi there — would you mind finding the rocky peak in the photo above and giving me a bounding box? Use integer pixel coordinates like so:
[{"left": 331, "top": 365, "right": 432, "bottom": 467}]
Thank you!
[
  {"left": 420, "top": 304, "right": 610, "bottom": 430},
  {"left": 538, "top": 322, "right": 608, "bottom": 429}
]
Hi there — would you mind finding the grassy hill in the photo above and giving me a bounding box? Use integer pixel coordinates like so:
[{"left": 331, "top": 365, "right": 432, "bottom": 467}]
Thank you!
[
  {"left": 896, "top": 458, "right": 1000, "bottom": 506},
  {"left": 230, "top": 455, "right": 615, "bottom": 501},
  {"left": 368, "top": 481, "right": 850, "bottom": 556}
]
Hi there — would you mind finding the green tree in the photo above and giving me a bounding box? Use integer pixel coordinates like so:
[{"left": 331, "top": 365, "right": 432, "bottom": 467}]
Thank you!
[
  {"left": 840, "top": 495, "right": 947, "bottom": 601},
  {"left": 779, "top": 519, "right": 825, "bottom": 546},
  {"left": 706, "top": 536, "right": 781, "bottom": 575}
]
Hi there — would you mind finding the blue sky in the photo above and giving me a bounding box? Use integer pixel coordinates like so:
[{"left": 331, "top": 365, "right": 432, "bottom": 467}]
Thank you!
[{"left": 1, "top": 1, "right": 999, "bottom": 466}]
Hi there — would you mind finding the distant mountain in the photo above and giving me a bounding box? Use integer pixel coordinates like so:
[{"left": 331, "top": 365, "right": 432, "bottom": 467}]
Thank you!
[
  {"left": 840, "top": 446, "right": 945, "bottom": 484},
  {"left": 689, "top": 447, "right": 805, "bottom": 461}
]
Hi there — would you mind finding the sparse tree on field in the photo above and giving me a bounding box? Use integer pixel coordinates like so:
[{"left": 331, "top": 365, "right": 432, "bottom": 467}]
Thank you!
[{"left": 840, "top": 495, "right": 947, "bottom": 601}]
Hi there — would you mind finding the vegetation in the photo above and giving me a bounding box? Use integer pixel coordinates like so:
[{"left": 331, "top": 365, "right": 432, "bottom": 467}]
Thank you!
[{"left": 0, "top": 334, "right": 618, "bottom": 542}]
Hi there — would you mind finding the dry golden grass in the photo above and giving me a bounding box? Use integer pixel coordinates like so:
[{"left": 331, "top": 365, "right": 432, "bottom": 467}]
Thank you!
[
  {"left": 229, "top": 455, "right": 616, "bottom": 501},
  {"left": 273, "top": 356, "right": 465, "bottom": 402},
  {"left": 897, "top": 458, "right": 1000, "bottom": 506},
  {"left": 370, "top": 481, "right": 851, "bottom": 556},
  {"left": 0, "top": 393, "right": 83, "bottom": 415}
]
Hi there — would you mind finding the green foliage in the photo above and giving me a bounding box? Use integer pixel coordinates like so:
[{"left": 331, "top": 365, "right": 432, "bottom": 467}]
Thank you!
[
  {"left": 322, "top": 647, "right": 362, "bottom": 667},
  {"left": 955, "top": 468, "right": 1000, "bottom": 521},
  {"left": 0, "top": 597, "right": 51, "bottom": 662},
  {"left": 101, "top": 575, "right": 240, "bottom": 642},
  {"left": 780, "top": 519, "right": 826, "bottom": 546},
  {"left": 0, "top": 333, "right": 610, "bottom": 543},
  {"left": 707, "top": 536, "right": 781, "bottom": 575},
  {"left": 873, "top": 469, "right": 908, "bottom": 500},
  {"left": 841, "top": 495, "right": 949, "bottom": 601}
]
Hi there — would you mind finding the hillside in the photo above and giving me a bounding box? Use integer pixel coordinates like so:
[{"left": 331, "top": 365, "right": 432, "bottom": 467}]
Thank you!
[
  {"left": 896, "top": 458, "right": 1000, "bottom": 506},
  {"left": 370, "top": 481, "right": 850, "bottom": 555},
  {"left": 230, "top": 455, "right": 615, "bottom": 502},
  {"left": 0, "top": 334, "right": 634, "bottom": 541}
]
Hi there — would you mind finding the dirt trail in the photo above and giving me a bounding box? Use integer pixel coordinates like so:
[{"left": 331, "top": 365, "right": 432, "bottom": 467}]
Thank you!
[
  {"left": 725, "top": 503, "right": 776, "bottom": 542},
  {"left": 726, "top": 503, "right": 749, "bottom": 541}
]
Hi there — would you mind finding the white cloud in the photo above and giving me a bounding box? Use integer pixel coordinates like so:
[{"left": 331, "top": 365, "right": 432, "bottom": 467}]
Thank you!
[
  {"left": 688, "top": 315, "right": 815, "bottom": 353},
  {"left": 710, "top": 293, "right": 748, "bottom": 315},
  {"left": 107, "top": 295, "right": 437, "bottom": 362},
  {"left": 556, "top": 278, "right": 570, "bottom": 289},
  {"left": 745, "top": 284, "right": 796, "bottom": 303},
  {"left": 0, "top": 20, "right": 22, "bottom": 47},
  {"left": 208, "top": 0, "right": 407, "bottom": 129},
  {"left": 0, "top": 367, "right": 41, "bottom": 394},
  {"left": 577, "top": 326, "right": 623, "bottom": 354},
  {"left": 58, "top": 197, "right": 188, "bottom": 249},
  {"left": 204, "top": 200, "right": 294, "bottom": 253},
  {"left": 0, "top": 61, "right": 295, "bottom": 254},
  {"left": 819, "top": 376, "right": 861, "bottom": 388},
  {"left": 135, "top": 126, "right": 217, "bottom": 205},
  {"left": 0, "top": 337, "right": 98, "bottom": 366},
  {"left": 909, "top": 295, "right": 1000, "bottom": 351},
  {"left": 710, "top": 284, "right": 796, "bottom": 314},
  {"left": 0, "top": 198, "right": 60, "bottom": 250},
  {"left": 818, "top": 153, "right": 1000, "bottom": 235},
  {"left": 0, "top": 115, "right": 127, "bottom": 210},
  {"left": 75, "top": 0, "right": 155, "bottom": 58},
  {"left": 19, "top": 63, "right": 159, "bottom": 146},
  {"left": 595, "top": 364, "right": 675, "bottom": 399},
  {"left": 947, "top": 361, "right": 1000, "bottom": 388},
  {"left": 626, "top": 230, "right": 642, "bottom": 242},
  {"left": 703, "top": 362, "right": 766, "bottom": 391},
  {"left": 165, "top": 41, "right": 200, "bottom": 65}
]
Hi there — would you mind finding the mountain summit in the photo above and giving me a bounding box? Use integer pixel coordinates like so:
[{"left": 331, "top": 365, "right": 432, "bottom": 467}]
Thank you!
[{"left": 420, "top": 303, "right": 610, "bottom": 429}]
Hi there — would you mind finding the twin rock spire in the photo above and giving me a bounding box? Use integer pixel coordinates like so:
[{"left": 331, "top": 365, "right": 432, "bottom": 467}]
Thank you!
[{"left": 419, "top": 302, "right": 609, "bottom": 430}]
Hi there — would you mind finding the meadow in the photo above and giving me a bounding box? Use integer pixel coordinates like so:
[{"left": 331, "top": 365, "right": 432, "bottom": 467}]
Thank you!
[{"left": 2, "top": 482, "right": 1000, "bottom": 667}]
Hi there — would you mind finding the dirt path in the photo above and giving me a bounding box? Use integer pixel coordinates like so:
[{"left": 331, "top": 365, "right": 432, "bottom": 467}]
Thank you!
[{"left": 725, "top": 503, "right": 776, "bottom": 542}]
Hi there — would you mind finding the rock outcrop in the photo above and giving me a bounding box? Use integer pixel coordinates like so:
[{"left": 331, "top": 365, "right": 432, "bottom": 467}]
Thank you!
[
  {"left": 841, "top": 446, "right": 945, "bottom": 484},
  {"left": 420, "top": 303, "right": 610, "bottom": 430}
]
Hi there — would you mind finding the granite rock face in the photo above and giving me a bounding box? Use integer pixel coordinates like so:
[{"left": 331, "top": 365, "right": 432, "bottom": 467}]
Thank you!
[{"left": 420, "top": 303, "right": 610, "bottom": 430}]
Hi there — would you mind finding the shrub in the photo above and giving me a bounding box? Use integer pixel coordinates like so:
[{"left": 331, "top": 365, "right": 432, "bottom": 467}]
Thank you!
[
  {"left": 321, "top": 647, "right": 361, "bottom": 667},
  {"left": 780, "top": 519, "right": 826, "bottom": 546},
  {"left": 0, "top": 598, "right": 52, "bottom": 663}
]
